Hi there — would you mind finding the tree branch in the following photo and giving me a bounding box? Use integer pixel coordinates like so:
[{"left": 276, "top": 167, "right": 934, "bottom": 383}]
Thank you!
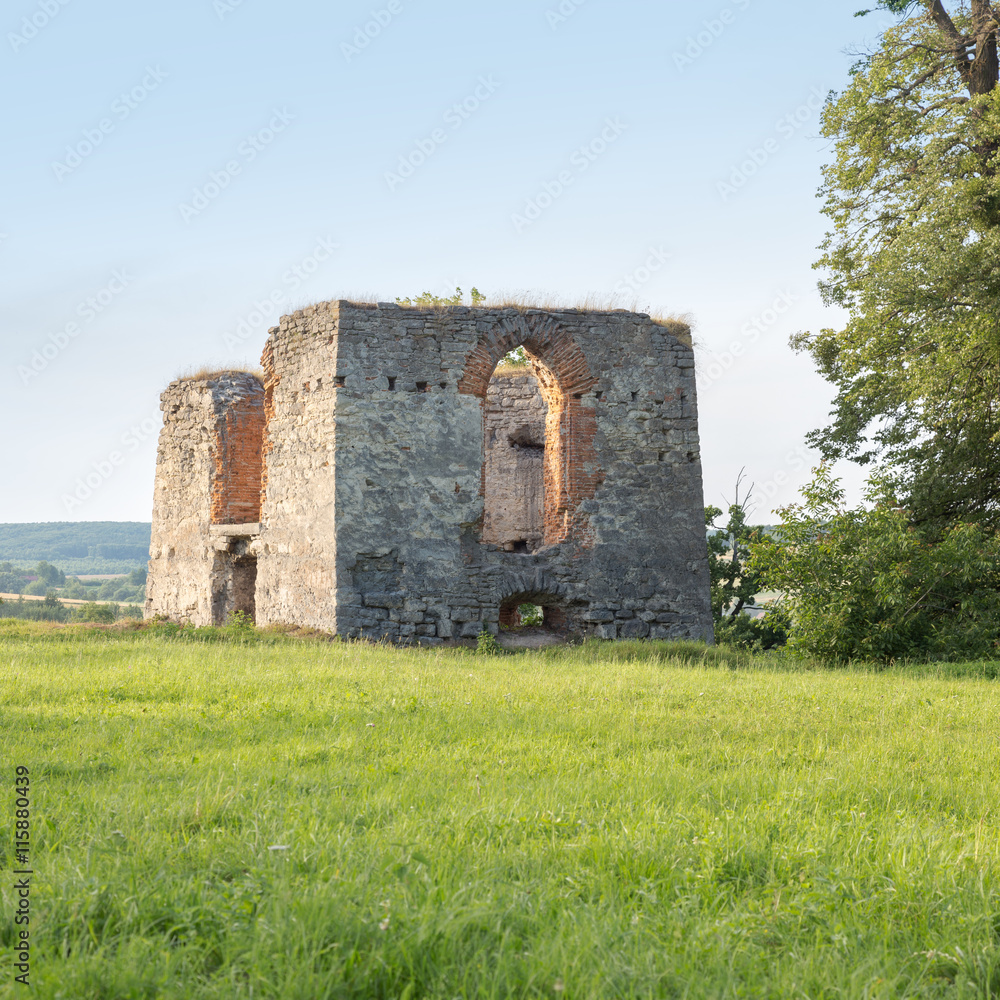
[{"left": 924, "top": 0, "right": 974, "bottom": 86}]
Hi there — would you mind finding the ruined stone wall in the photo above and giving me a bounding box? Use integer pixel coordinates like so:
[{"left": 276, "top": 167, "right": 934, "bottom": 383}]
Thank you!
[
  {"left": 145, "top": 373, "right": 263, "bottom": 626},
  {"left": 482, "top": 371, "right": 546, "bottom": 551},
  {"left": 252, "top": 322, "right": 341, "bottom": 630},
  {"left": 252, "top": 302, "right": 712, "bottom": 642}
]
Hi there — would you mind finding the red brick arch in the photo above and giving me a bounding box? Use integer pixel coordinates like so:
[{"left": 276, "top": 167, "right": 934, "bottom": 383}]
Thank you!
[{"left": 459, "top": 313, "right": 603, "bottom": 547}]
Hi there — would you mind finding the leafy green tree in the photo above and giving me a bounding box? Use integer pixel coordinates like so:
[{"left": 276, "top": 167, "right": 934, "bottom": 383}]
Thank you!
[
  {"left": 750, "top": 466, "right": 1000, "bottom": 663},
  {"left": 0, "top": 569, "right": 28, "bottom": 594},
  {"left": 706, "top": 474, "right": 788, "bottom": 650},
  {"left": 795, "top": 1, "right": 1000, "bottom": 531},
  {"left": 35, "top": 561, "right": 65, "bottom": 586},
  {"left": 706, "top": 473, "right": 763, "bottom": 620}
]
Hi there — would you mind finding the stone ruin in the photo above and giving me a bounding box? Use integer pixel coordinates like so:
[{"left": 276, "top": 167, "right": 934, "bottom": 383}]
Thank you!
[{"left": 145, "top": 300, "right": 713, "bottom": 643}]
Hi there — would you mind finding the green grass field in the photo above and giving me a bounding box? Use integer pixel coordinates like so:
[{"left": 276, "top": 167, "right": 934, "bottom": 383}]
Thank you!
[{"left": 2, "top": 622, "right": 1000, "bottom": 998}]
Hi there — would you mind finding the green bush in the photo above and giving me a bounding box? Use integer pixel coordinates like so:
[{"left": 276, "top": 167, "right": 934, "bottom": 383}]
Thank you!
[
  {"left": 224, "top": 609, "right": 256, "bottom": 640},
  {"left": 0, "top": 595, "right": 70, "bottom": 622},
  {"left": 714, "top": 608, "right": 790, "bottom": 651},
  {"left": 72, "top": 602, "right": 119, "bottom": 623},
  {"left": 751, "top": 467, "right": 1000, "bottom": 663}
]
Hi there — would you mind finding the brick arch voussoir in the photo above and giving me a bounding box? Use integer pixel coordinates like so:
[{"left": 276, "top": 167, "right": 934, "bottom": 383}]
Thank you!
[{"left": 457, "top": 313, "right": 597, "bottom": 398}]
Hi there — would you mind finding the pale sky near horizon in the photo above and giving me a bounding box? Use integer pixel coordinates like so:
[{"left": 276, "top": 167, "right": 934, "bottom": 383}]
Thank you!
[{"left": 1, "top": 0, "right": 895, "bottom": 525}]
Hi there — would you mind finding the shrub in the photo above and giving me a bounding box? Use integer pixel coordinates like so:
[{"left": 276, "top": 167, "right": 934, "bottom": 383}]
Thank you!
[
  {"left": 751, "top": 467, "right": 1000, "bottom": 663},
  {"left": 714, "top": 607, "right": 790, "bottom": 651},
  {"left": 0, "top": 596, "right": 70, "bottom": 623},
  {"left": 476, "top": 629, "right": 500, "bottom": 655},
  {"left": 224, "top": 610, "right": 256, "bottom": 640},
  {"left": 72, "top": 602, "right": 118, "bottom": 623}
]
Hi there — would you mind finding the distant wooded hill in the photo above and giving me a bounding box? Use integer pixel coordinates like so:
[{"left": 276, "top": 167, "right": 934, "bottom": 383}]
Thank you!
[{"left": 0, "top": 522, "right": 151, "bottom": 574}]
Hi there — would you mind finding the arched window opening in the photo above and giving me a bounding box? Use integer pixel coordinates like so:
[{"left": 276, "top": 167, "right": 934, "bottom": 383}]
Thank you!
[
  {"left": 481, "top": 348, "right": 550, "bottom": 552},
  {"left": 459, "top": 316, "right": 601, "bottom": 549}
]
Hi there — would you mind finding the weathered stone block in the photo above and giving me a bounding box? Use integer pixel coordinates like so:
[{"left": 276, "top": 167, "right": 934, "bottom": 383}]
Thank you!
[
  {"left": 365, "top": 592, "right": 405, "bottom": 609},
  {"left": 619, "top": 620, "right": 650, "bottom": 639}
]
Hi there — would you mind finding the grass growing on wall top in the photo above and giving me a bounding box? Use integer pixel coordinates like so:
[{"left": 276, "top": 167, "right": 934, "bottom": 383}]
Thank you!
[{"left": 2, "top": 623, "right": 1000, "bottom": 998}]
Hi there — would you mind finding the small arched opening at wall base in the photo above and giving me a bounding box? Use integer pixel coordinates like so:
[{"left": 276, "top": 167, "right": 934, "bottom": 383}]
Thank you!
[{"left": 498, "top": 593, "right": 568, "bottom": 633}]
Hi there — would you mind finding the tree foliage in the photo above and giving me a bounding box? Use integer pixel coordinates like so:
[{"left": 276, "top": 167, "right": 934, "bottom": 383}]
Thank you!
[
  {"left": 750, "top": 466, "right": 1000, "bottom": 663},
  {"left": 706, "top": 474, "right": 788, "bottom": 650},
  {"left": 795, "top": 0, "right": 1000, "bottom": 530}
]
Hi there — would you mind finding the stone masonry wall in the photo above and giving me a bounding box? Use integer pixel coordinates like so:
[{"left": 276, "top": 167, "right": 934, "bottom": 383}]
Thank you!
[
  {"left": 251, "top": 302, "right": 712, "bottom": 643},
  {"left": 146, "top": 373, "right": 263, "bottom": 626},
  {"left": 482, "top": 371, "right": 546, "bottom": 552}
]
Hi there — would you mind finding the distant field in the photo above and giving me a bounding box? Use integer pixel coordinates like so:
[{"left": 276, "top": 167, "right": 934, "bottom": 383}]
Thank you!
[
  {"left": 0, "top": 521, "right": 150, "bottom": 575},
  {"left": 2, "top": 624, "right": 999, "bottom": 998}
]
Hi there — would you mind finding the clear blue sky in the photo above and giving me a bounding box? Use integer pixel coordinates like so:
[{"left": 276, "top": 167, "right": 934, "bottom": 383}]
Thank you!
[{"left": 1, "top": 0, "right": 895, "bottom": 523}]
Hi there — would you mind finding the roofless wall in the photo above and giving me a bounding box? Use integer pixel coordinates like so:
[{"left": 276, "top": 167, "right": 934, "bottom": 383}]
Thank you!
[{"left": 146, "top": 301, "right": 712, "bottom": 642}]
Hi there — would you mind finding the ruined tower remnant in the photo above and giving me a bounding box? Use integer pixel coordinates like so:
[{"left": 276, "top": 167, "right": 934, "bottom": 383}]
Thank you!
[{"left": 146, "top": 301, "right": 713, "bottom": 642}]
